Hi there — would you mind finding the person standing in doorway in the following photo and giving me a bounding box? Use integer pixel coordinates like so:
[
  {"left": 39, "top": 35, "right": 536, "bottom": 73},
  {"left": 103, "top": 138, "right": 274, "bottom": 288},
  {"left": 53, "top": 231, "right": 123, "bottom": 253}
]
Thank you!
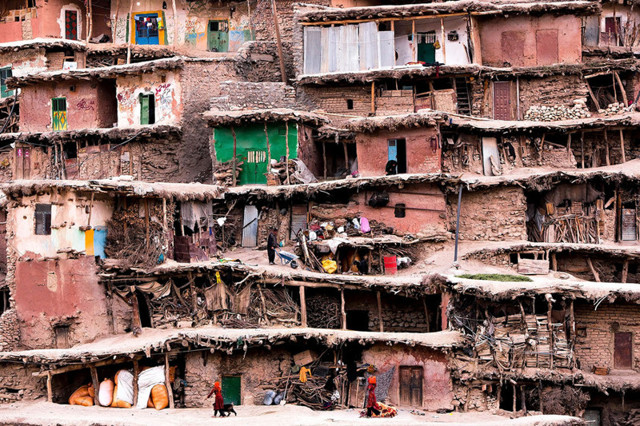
[{"left": 267, "top": 227, "right": 278, "bottom": 265}]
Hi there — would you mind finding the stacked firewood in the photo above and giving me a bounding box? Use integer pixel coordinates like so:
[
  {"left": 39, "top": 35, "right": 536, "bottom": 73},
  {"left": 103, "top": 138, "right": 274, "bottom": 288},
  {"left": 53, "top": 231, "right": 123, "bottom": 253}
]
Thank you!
[
  {"left": 213, "top": 160, "right": 243, "bottom": 186},
  {"left": 307, "top": 294, "right": 340, "bottom": 329},
  {"left": 267, "top": 159, "right": 299, "bottom": 185}
]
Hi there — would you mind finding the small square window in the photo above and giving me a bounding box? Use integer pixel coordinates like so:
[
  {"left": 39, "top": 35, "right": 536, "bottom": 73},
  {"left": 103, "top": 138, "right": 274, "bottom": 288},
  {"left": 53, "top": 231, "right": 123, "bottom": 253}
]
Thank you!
[
  {"left": 346, "top": 99, "right": 354, "bottom": 110},
  {"left": 35, "top": 204, "right": 52, "bottom": 235},
  {"left": 394, "top": 203, "right": 406, "bottom": 218}
]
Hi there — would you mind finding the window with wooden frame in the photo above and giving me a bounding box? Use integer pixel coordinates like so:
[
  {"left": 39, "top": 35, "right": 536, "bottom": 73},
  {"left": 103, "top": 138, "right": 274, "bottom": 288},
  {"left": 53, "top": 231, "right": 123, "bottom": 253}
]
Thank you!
[
  {"left": 51, "top": 97, "right": 67, "bottom": 131},
  {"left": 35, "top": 204, "right": 52, "bottom": 235},
  {"left": 139, "top": 93, "right": 155, "bottom": 125},
  {"left": 0, "top": 67, "right": 13, "bottom": 98}
]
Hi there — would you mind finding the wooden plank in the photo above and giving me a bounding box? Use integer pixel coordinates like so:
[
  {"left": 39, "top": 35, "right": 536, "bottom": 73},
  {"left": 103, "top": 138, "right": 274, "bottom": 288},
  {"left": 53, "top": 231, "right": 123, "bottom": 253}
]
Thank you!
[
  {"left": 585, "top": 80, "right": 601, "bottom": 110},
  {"left": 299, "top": 285, "right": 307, "bottom": 327},
  {"left": 622, "top": 259, "right": 629, "bottom": 283},
  {"left": 377, "top": 291, "right": 384, "bottom": 332},
  {"left": 264, "top": 122, "right": 271, "bottom": 173},
  {"left": 586, "top": 257, "right": 601, "bottom": 282},
  {"left": 285, "top": 121, "right": 290, "bottom": 184},
  {"left": 580, "top": 132, "right": 585, "bottom": 169},
  {"left": 165, "top": 353, "right": 175, "bottom": 409},
  {"left": 517, "top": 258, "right": 550, "bottom": 275},
  {"left": 604, "top": 130, "right": 610, "bottom": 166},
  {"left": 322, "top": 141, "right": 327, "bottom": 180},
  {"left": 614, "top": 71, "right": 628, "bottom": 106},
  {"left": 371, "top": 81, "right": 375, "bottom": 114},
  {"left": 271, "top": 0, "right": 287, "bottom": 83},
  {"left": 90, "top": 366, "right": 99, "bottom": 406},
  {"left": 231, "top": 126, "right": 237, "bottom": 186},
  {"left": 422, "top": 297, "right": 430, "bottom": 332}
]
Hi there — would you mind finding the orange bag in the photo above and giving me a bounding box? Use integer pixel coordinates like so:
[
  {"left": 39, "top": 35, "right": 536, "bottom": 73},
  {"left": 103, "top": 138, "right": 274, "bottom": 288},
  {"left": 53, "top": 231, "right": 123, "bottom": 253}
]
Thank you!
[
  {"left": 69, "top": 384, "right": 94, "bottom": 406},
  {"left": 147, "top": 396, "right": 154, "bottom": 408},
  {"left": 111, "top": 371, "right": 132, "bottom": 408},
  {"left": 150, "top": 384, "right": 169, "bottom": 410}
]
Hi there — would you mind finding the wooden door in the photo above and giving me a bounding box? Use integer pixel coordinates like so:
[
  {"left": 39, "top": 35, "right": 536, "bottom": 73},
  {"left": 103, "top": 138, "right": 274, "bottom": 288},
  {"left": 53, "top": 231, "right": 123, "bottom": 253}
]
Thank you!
[
  {"left": 417, "top": 32, "right": 436, "bottom": 63},
  {"left": 15, "top": 146, "right": 30, "bottom": 179},
  {"left": 535, "top": 29, "right": 558, "bottom": 65},
  {"left": 65, "top": 10, "right": 78, "bottom": 40},
  {"left": 493, "top": 81, "right": 511, "bottom": 120},
  {"left": 399, "top": 366, "right": 423, "bottom": 407},
  {"left": 221, "top": 376, "right": 241, "bottom": 405},
  {"left": 208, "top": 20, "right": 229, "bottom": 52},
  {"left": 242, "top": 205, "right": 259, "bottom": 247},
  {"left": 614, "top": 332, "right": 632, "bottom": 369},
  {"left": 290, "top": 205, "right": 308, "bottom": 240},
  {"left": 481, "top": 137, "right": 500, "bottom": 176},
  {"left": 621, "top": 209, "right": 637, "bottom": 241}
]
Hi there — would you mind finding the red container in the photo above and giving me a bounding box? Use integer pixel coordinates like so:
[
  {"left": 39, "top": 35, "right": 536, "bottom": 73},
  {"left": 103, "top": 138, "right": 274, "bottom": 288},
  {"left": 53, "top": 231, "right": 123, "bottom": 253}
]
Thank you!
[{"left": 384, "top": 256, "right": 397, "bottom": 275}]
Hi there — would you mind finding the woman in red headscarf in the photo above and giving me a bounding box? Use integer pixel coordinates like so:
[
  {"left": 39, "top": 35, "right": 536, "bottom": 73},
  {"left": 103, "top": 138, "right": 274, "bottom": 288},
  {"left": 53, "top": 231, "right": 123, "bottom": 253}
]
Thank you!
[
  {"left": 366, "top": 376, "right": 381, "bottom": 417},
  {"left": 206, "top": 381, "right": 225, "bottom": 417}
]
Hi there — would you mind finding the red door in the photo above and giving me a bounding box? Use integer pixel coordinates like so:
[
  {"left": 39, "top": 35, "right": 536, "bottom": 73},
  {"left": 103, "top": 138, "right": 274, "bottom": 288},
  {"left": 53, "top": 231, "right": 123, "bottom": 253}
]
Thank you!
[
  {"left": 65, "top": 10, "right": 78, "bottom": 40},
  {"left": 493, "top": 81, "right": 511, "bottom": 120},
  {"left": 614, "top": 332, "right": 632, "bottom": 369}
]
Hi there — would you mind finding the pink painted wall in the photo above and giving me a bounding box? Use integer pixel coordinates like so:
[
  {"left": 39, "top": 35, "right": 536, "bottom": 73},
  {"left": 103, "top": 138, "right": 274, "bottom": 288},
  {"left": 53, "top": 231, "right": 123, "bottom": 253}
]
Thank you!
[
  {"left": 0, "top": 22, "right": 23, "bottom": 43},
  {"left": 19, "top": 80, "right": 117, "bottom": 132},
  {"left": 478, "top": 14, "right": 582, "bottom": 67},
  {"left": 354, "top": 183, "right": 446, "bottom": 235},
  {"left": 362, "top": 344, "right": 453, "bottom": 410},
  {"left": 14, "top": 257, "right": 113, "bottom": 348},
  {"left": 355, "top": 127, "right": 441, "bottom": 177}
]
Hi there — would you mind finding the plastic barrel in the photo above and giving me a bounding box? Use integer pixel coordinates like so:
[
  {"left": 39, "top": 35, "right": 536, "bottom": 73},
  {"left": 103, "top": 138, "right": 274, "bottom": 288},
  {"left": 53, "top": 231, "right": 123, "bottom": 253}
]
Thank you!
[{"left": 384, "top": 256, "right": 397, "bottom": 275}]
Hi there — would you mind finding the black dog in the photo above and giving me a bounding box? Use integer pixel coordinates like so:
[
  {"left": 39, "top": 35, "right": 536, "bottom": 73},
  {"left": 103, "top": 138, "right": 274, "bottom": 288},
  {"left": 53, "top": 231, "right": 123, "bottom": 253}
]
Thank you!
[{"left": 215, "top": 403, "right": 237, "bottom": 417}]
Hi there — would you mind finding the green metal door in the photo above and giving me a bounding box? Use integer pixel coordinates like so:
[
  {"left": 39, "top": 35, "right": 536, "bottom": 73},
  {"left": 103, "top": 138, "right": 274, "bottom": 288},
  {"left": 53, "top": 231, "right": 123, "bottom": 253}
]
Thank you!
[
  {"left": 208, "top": 20, "right": 229, "bottom": 52},
  {"left": 221, "top": 376, "right": 241, "bottom": 405},
  {"left": 417, "top": 32, "right": 436, "bottom": 63},
  {"left": 51, "top": 97, "right": 67, "bottom": 131},
  {"left": 139, "top": 94, "right": 155, "bottom": 125}
]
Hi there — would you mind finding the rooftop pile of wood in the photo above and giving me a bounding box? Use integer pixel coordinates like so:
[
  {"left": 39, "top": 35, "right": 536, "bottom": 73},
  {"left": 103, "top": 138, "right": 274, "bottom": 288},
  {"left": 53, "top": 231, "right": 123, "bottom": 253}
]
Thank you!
[{"left": 204, "top": 108, "right": 328, "bottom": 127}]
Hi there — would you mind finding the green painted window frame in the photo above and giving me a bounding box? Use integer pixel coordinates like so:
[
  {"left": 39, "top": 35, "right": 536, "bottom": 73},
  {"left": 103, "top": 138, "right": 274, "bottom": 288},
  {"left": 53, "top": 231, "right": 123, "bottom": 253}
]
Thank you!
[
  {"left": 51, "top": 97, "right": 67, "bottom": 131},
  {"left": 0, "top": 67, "right": 13, "bottom": 98},
  {"left": 139, "top": 93, "right": 155, "bottom": 125}
]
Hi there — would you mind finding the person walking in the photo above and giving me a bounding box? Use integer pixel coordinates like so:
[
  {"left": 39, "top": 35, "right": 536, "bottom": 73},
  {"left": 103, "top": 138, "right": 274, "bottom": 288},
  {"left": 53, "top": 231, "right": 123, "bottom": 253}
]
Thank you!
[
  {"left": 206, "top": 381, "right": 225, "bottom": 417},
  {"left": 267, "top": 227, "right": 278, "bottom": 265}
]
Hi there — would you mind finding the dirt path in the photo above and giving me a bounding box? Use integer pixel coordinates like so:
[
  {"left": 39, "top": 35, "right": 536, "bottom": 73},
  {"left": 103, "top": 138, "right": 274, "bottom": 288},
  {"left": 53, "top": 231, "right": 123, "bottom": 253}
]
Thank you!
[{"left": 0, "top": 401, "right": 581, "bottom": 426}]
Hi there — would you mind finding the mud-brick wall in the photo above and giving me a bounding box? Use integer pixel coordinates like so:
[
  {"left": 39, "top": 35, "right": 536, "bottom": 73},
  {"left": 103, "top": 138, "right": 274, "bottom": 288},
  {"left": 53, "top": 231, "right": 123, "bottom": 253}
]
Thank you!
[
  {"left": 215, "top": 81, "right": 296, "bottom": 110},
  {"left": 361, "top": 344, "right": 453, "bottom": 410},
  {"left": 448, "top": 187, "right": 527, "bottom": 241},
  {"left": 0, "top": 364, "right": 46, "bottom": 403},
  {"left": 299, "top": 85, "right": 372, "bottom": 117},
  {"left": 574, "top": 302, "right": 640, "bottom": 372},
  {"left": 376, "top": 90, "right": 414, "bottom": 116},
  {"left": 518, "top": 75, "right": 589, "bottom": 115},
  {"left": 181, "top": 60, "right": 239, "bottom": 183},
  {"left": 184, "top": 348, "right": 292, "bottom": 407},
  {"left": 345, "top": 291, "right": 430, "bottom": 333}
]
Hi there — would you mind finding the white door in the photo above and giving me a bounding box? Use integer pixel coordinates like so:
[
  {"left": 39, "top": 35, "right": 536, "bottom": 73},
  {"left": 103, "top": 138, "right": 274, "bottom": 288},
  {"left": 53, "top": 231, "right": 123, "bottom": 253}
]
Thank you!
[
  {"left": 482, "top": 137, "right": 500, "bottom": 176},
  {"left": 242, "top": 205, "right": 259, "bottom": 247}
]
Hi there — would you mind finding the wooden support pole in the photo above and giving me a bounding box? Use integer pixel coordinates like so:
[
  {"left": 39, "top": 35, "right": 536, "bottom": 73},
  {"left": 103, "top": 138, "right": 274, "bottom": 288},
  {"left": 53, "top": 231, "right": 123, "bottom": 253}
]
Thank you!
[
  {"left": 377, "top": 291, "right": 384, "bottom": 332},
  {"left": 619, "top": 129, "right": 626, "bottom": 163},
  {"left": 299, "top": 285, "right": 307, "bottom": 327},
  {"left": 188, "top": 272, "right": 197, "bottom": 313},
  {"left": 546, "top": 296, "right": 554, "bottom": 369},
  {"left": 585, "top": 80, "right": 601, "bottom": 110},
  {"left": 586, "top": 257, "right": 601, "bottom": 282},
  {"left": 165, "top": 353, "right": 175, "bottom": 409},
  {"left": 132, "top": 359, "right": 139, "bottom": 406},
  {"left": 264, "top": 122, "right": 271, "bottom": 173},
  {"left": 567, "top": 133, "right": 572, "bottom": 160},
  {"left": 340, "top": 288, "right": 347, "bottom": 330},
  {"left": 422, "top": 297, "right": 430, "bottom": 332},
  {"left": 614, "top": 71, "right": 628, "bottom": 106},
  {"left": 342, "top": 141, "right": 349, "bottom": 171},
  {"left": 604, "top": 130, "right": 611, "bottom": 166},
  {"left": 440, "top": 17, "right": 446, "bottom": 64},
  {"left": 551, "top": 252, "right": 557, "bottom": 271},
  {"left": 145, "top": 199, "right": 150, "bottom": 249},
  {"left": 285, "top": 121, "right": 290, "bottom": 184},
  {"left": 86, "top": 0, "right": 93, "bottom": 42},
  {"left": 520, "top": 386, "right": 526, "bottom": 414},
  {"left": 580, "top": 132, "right": 585, "bottom": 169},
  {"left": 371, "top": 81, "right": 375, "bottom": 114},
  {"left": 90, "top": 366, "right": 99, "bottom": 406},
  {"left": 231, "top": 126, "right": 238, "bottom": 186},
  {"left": 568, "top": 299, "right": 576, "bottom": 367},
  {"left": 512, "top": 383, "right": 517, "bottom": 412},
  {"left": 87, "top": 192, "right": 94, "bottom": 227},
  {"left": 47, "top": 371, "right": 53, "bottom": 403},
  {"left": 412, "top": 20, "right": 416, "bottom": 62},
  {"left": 622, "top": 259, "right": 629, "bottom": 283},
  {"left": 126, "top": 0, "right": 134, "bottom": 64},
  {"left": 270, "top": 0, "right": 287, "bottom": 83},
  {"left": 322, "top": 141, "right": 327, "bottom": 180}
]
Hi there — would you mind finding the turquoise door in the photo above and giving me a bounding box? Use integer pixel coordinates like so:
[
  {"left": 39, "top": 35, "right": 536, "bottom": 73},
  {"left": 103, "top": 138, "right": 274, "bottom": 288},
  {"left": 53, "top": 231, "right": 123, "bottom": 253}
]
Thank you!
[
  {"left": 221, "top": 376, "right": 241, "bottom": 405},
  {"left": 208, "top": 20, "right": 229, "bottom": 52},
  {"left": 135, "top": 14, "right": 159, "bottom": 45}
]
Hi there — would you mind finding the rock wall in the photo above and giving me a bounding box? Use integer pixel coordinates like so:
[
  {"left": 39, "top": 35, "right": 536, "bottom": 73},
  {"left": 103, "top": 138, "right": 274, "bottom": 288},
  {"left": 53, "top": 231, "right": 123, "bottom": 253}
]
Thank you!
[
  {"left": 0, "top": 309, "right": 20, "bottom": 352},
  {"left": 213, "top": 81, "right": 297, "bottom": 110},
  {"left": 0, "top": 364, "right": 46, "bottom": 404},
  {"left": 184, "top": 348, "right": 292, "bottom": 407},
  {"left": 448, "top": 187, "right": 527, "bottom": 241}
]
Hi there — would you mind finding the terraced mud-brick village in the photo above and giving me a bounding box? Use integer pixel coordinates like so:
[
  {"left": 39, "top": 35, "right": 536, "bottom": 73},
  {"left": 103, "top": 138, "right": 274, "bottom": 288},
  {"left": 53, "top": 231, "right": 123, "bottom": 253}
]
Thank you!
[{"left": 0, "top": 0, "right": 640, "bottom": 425}]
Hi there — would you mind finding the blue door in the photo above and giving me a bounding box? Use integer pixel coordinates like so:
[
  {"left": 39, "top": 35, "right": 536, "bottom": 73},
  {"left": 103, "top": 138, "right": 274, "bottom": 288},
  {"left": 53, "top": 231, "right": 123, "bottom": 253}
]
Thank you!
[
  {"left": 93, "top": 227, "right": 107, "bottom": 259},
  {"left": 388, "top": 140, "right": 398, "bottom": 162},
  {"left": 135, "top": 14, "right": 160, "bottom": 45}
]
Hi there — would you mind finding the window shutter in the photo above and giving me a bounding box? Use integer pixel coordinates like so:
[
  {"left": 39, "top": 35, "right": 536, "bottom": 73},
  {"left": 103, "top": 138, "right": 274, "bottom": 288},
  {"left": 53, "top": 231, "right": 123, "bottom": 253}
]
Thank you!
[{"left": 140, "top": 94, "right": 149, "bottom": 125}]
